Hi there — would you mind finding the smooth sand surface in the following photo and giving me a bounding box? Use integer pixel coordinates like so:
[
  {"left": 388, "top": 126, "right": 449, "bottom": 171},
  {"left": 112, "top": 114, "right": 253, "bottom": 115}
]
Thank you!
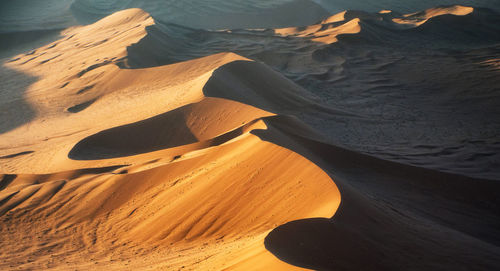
[{"left": 1, "top": 4, "right": 499, "bottom": 271}]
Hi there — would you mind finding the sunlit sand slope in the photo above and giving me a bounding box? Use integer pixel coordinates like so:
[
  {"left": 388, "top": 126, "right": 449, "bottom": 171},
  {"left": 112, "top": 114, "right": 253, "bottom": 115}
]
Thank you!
[{"left": 0, "top": 9, "right": 340, "bottom": 270}]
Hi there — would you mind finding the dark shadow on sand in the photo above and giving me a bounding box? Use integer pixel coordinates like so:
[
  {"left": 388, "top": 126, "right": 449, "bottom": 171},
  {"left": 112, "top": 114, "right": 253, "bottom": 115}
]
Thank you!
[
  {"left": 68, "top": 104, "right": 198, "bottom": 160},
  {"left": 0, "top": 66, "right": 38, "bottom": 135},
  {"left": 0, "top": 30, "right": 63, "bottom": 135}
]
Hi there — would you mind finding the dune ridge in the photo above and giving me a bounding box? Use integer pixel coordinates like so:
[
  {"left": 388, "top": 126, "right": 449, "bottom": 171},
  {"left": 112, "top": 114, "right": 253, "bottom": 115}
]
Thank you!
[
  {"left": 0, "top": 9, "right": 342, "bottom": 270},
  {"left": 0, "top": 4, "right": 499, "bottom": 271},
  {"left": 99, "top": 5, "right": 500, "bottom": 180}
]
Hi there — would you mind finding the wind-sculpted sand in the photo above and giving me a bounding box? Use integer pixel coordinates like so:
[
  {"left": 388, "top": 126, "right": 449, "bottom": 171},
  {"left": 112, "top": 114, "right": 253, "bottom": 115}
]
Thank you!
[{"left": 0, "top": 4, "right": 499, "bottom": 271}]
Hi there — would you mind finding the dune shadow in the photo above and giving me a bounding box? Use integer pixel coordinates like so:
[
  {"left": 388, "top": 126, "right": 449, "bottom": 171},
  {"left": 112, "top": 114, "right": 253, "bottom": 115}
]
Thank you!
[
  {"left": 0, "top": 29, "right": 63, "bottom": 58},
  {"left": 264, "top": 217, "right": 386, "bottom": 271},
  {"left": 0, "top": 29, "right": 64, "bottom": 136},
  {"left": 118, "top": 24, "right": 207, "bottom": 69},
  {"left": 115, "top": 19, "right": 322, "bottom": 70},
  {"left": 201, "top": 60, "right": 318, "bottom": 114},
  {"left": 69, "top": 104, "right": 198, "bottom": 160},
  {"left": 0, "top": 151, "right": 34, "bottom": 159},
  {"left": 0, "top": 66, "right": 38, "bottom": 135}
]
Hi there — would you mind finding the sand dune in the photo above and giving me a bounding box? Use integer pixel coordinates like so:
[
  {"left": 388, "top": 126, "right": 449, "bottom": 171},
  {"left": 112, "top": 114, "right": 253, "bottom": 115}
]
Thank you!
[
  {"left": 0, "top": 3, "right": 499, "bottom": 271},
  {"left": 0, "top": 9, "right": 341, "bottom": 270},
  {"left": 66, "top": 5, "right": 500, "bottom": 180}
]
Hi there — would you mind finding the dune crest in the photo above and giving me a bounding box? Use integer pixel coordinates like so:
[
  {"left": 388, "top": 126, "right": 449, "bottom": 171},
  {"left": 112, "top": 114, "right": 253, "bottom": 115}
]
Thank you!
[
  {"left": 275, "top": 5, "right": 487, "bottom": 44},
  {"left": 393, "top": 5, "right": 474, "bottom": 26}
]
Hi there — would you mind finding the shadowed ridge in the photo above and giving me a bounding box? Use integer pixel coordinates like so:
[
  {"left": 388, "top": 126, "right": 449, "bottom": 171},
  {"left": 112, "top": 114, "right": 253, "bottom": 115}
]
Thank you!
[
  {"left": 116, "top": 22, "right": 204, "bottom": 68},
  {"left": 202, "top": 60, "right": 318, "bottom": 112}
]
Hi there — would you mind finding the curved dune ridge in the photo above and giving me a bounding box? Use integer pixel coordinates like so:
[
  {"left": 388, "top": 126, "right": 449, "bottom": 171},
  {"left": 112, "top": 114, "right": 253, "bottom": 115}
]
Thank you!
[
  {"left": 0, "top": 8, "right": 341, "bottom": 270},
  {"left": 1, "top": 4, "right": 500, "bottom": 271},
  {"left": 94, "top": 5, "right": 500, "bottom": 179}
]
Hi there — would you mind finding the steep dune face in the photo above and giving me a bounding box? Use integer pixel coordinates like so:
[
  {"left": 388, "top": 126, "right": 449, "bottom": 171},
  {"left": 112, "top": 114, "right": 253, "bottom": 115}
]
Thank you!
[{"left": 1, "top": 4, "right": 500, "bottom": 271}]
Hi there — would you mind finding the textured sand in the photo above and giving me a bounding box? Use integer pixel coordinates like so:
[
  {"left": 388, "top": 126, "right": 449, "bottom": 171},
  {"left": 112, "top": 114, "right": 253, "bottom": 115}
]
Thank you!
[{"left": 1, "top": 4, "right": 500, "bottom": 271}]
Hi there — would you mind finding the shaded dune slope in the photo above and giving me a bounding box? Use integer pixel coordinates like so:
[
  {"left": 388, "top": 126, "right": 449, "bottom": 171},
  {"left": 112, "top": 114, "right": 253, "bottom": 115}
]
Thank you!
[{"left": 0, "top": 6, "right": 499, "bottom": 271}]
